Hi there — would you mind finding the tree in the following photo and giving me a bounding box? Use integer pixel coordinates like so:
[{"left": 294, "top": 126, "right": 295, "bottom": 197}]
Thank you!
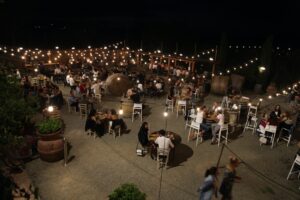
[{"left": 0, "top": 72, "right": 39, "bottom": 146}]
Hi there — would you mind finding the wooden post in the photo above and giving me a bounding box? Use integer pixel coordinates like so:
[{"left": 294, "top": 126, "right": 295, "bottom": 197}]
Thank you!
[
  {"left": 150, "top": 56, "right": 154, "bottom": 69},
  {"left": 167, "top": 57, "right": 171, "bottom": 75},
  {"left": 192, "top": 61, "right": 195, "bottom": 72},
  {"left": 188, "top": 61, "right": 191, "bottom": 71},
  {"left": 212, "top": 45, "right": 218, "bottom": 76}
]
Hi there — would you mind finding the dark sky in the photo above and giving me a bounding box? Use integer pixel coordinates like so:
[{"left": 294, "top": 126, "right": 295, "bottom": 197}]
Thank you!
[{"left": 0, "top": 0, "right": 299, "bottom": 49}]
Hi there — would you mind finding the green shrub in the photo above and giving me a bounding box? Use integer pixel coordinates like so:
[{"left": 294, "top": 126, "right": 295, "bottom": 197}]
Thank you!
[
  {"left": 37, "top": 118, "right": 62, "bottom": 134},
  {"left": 108, "top": 183, "right": 146, "bottom": 200}
]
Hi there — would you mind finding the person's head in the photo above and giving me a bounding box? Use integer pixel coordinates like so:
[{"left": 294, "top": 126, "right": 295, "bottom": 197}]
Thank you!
[
  {"left": 110, "top": 109, "right": 117, "bottom": 115},
  {"left": 201, "top": 105, "right": 206, "bottom": 111},
  {"left": 204, "top": 166, "right": 218, "bottom": 177},
  {"left": 275, "top": 105, "right": 281, "bottom": 111},
  {"left": 158, "top": 129, "right": 166, "bottom": 136},
  {"left": 141, "top": 122, "right": 148, "bottom": 129},
  {"left": 229, "top": 157, "right": 240, "bottom": 168},
  {"left": 262, "top": 112, "right": 268, "bottom": 119}
]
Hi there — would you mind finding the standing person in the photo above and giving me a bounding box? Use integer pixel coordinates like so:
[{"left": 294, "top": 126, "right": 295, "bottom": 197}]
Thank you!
[
  {"left": 198, "top": 167, "right": 218, "bottom": 200},
  {"left": 219, "top": 157, "right": 241, "bottom": 200},
  {"left": 138, "top": 122, "right": 149, "bottom": 147}
]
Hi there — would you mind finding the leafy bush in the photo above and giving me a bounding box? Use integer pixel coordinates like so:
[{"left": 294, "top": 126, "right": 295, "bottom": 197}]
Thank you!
[
  {"left": 0, "top": 73, "right": 39, "bottom": 145},
  {"left": 37, "top": 118, "right": 62, "bottom": 134},
  {"left": 108, "top": 183, "right": 146, "bottom": 200}
]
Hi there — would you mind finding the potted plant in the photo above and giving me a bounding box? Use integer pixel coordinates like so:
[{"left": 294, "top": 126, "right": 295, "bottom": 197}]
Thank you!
[
  {"left": 108, "top": 183, "right": 146, "bottom": 200},
  {"left": 36, "top": 118, "right": 63, "bottom": 141},
  {"left": 36, "top": 118, "right": 64, "bottom": 162}
]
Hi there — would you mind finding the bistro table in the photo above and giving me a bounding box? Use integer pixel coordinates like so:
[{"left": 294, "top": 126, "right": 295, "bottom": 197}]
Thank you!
[{"left": 148, "top": 131, "right": 181, "bottom": 161}]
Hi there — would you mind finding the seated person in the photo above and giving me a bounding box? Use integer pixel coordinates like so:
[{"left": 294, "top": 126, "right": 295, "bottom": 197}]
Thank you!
[
  {"left": 211, "top": 102, "right": 220, "bottom": 114},
  {"left": 269, "top": 105, "right": 281, "bottom": 124},
  {"left": 257, "top": 113, "right": 269, "bottom": 134},
  {"left": 211, "top": 110, "right": 224, "bottom": 145},
  {"left": 130, "top": 89, "right": 141, "bottom": 103},
  {"left": 278, "top": 112, "right": 293, "bottom": 131},
  {"left": 68, "top": 91, "right": 79, "bottom": 112},
  {"left": 126, "top": 87, "right": 134, "bottom": 99},
  {"left": 111, "top": 109, "right": 128, "bottom": 132},
  {"left": 138, "top": 122, "right": 149, "bottom": 147},
  {"left": 85, "top": 109, "right": 97, "bottom": 134},
  {"left": 155, "top": 129, "right": 174, "bottom": 152}
]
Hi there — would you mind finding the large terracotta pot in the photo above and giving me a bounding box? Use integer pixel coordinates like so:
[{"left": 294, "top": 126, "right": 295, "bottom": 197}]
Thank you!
[
  {"left": 37, "top": 128, "right": 62, "bottom": 141},
  {"left": 211, "top": 76, "right": 230, "bottom": 95},
  {"left": 37, "top": 138, "right": 64, "bottom": 162}
]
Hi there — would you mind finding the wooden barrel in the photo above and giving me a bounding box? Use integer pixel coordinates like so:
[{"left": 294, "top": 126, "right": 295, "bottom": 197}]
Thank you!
[
  {"left": 37, "top": 138, "right": 64, "bottom": 162},
  {"left": 106, "top": 73, "right": 133, "bottom": 96},
  {"left": 121, "top": 98, "right": 133, "bottom": 118},
  {"left": 231, "top": 74, "right": 245, "bottom": 91},
  {"left": 211, "top": 76, "right": 229, "bottom": 95}
]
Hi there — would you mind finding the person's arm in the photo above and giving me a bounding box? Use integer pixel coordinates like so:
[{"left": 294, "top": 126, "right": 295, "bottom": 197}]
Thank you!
[{"left": 169, "top": 139, "right": 174, "bottom": 148}]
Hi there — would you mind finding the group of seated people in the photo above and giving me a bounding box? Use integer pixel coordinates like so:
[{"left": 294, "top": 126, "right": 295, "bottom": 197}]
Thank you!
[
  {"left": 185, "top": 102, "right": 224, "bottom": 145},
  {"left": 257, "top": 105, "right": 294, "bottom": 137},
  {"left": 85, "top": 108, "right": 129, "bottom": 137}
]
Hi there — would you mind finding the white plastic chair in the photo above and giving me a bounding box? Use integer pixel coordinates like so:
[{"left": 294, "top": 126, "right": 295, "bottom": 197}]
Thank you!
[
  {"left": 188, "top": 121, "right": 202, "bottom": 146},
  {"left": 260, "top": 125, "right": 277, "bottom": 149},
  {"left": 243, "top": 105, "right": 258, "bottom": 134},
  {"left": 176, "top": 100, "right": 187, "bottom": 118},
  {"left": 217, "top": 124, "right": 229, "bottom": 147},
  {"left": 166, "top": 98, "right": 174, "bottom": 112},
  {"left": 277, "top": 125, "right": 295, "bottom": 147},
  {"left": 157, "top": 148, "right": 170, "bottom": 169},
  {"left": 185, "top": 108, "right": 196, "bottom": 129},
  {"left": 287, "top": 155, "right": 300, "bottom": 180},
  {"left": 132, "top": 103, "right": 143, "bottom": 122}
]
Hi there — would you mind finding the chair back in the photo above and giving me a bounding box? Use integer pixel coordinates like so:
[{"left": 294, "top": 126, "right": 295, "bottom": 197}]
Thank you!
[
  {"left": 191, "top": 121, "right": 201, "bottom": 129},
  {"left": 157, "top": 148, "right": 169, "bottom": 156},
  {"left": 178, "top": 100, "right": 186, "bottom": 106},
  {"left": 133, "top": 103, "right": 143, "bottom": 109}
]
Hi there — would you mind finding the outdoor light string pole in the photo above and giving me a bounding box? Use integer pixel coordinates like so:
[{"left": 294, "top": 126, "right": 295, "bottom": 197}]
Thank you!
[{"left": 158, "top": 111, "right": 168, "bottom": 200}]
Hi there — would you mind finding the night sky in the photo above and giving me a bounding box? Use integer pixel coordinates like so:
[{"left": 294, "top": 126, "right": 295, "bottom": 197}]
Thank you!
[{"left": 0, "top": 0, "right": 299, "bottom": 50}]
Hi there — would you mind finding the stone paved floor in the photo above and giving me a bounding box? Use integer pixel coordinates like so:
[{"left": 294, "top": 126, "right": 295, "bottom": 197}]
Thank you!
[{"left": 26, "top": 87, "right": 300, "bottom": 200}]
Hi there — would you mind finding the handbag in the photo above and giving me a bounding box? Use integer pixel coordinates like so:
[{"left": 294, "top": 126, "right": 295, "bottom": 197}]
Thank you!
[{"left": 136, "top": 142, "right": 147, "bottom": 156}]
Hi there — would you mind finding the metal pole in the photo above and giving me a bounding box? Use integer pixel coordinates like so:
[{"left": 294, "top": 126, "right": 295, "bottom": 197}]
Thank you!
[{"left": 64, "top": 137, "right": 68, "bottom": 167}]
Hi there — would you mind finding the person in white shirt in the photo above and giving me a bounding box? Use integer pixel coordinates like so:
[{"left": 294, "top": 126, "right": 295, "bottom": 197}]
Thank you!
[
  {"left": 211, "top": 110, "right": 224, "bottom": 144},
  {"left": 176, "top": 68, "right": 181, "bottom": 77},
  {"left": 69, "top": 75, "right": 76, "bottom": 90},
  {"left": 155, "top": 82, "right": 162, "bottom": 90},
  {"left": 137, "top": 83, "right": 143, "bottom": 92},
  {"left": 196, "top": 106, "right": 206, "bottom": 124},
  {"left": 155, "top": 130, "right": 174, "bottom": 152},
  {"left": 54, "top": 67, "right": 61, "bottom": 75},
  {"left": 91, "top": 81, "right": 101, "bottom": 95}
]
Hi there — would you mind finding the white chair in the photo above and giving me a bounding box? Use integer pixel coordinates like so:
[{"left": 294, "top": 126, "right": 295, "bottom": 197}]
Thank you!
[
  {"left": 188, "top": 121, "right": 202, "bottom": 146},
  {"left": 157, "top": 148, "right": 170, "bottom": 169},
  {"left": 217, "top": 124, "right": 229, "bottom": 147},
  {"left": 107, "top": 121, "right": 121, "bottom": 139},
  {"left": 176, "top": 100, "right": 187, "bottom": 118},
  {"left": 287, "top": 155, "right": 300, "bottom": 180},
  {"left": 132, "top": 103, "right": 143, "bottom": 122},
  {"left": 166, "top": 98, "right": 174, "bottom": 112},
  {"left": 260, "top": 125, "right": 277, "bottom": 149},
  {"left": 277, "top": 125, "right": 295, "bottom": 147},
  {"left": 185, "top": 108, "right": 196, "bottom": 129},
  {"left": 95, "top": 94, "right": 101, "bottom": 103},
  {"left": 243, "top": 105, "right": 258, "bottom": 134},
  {"left": 79, "top": 104, "right": 88, "bottom": 119}
]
